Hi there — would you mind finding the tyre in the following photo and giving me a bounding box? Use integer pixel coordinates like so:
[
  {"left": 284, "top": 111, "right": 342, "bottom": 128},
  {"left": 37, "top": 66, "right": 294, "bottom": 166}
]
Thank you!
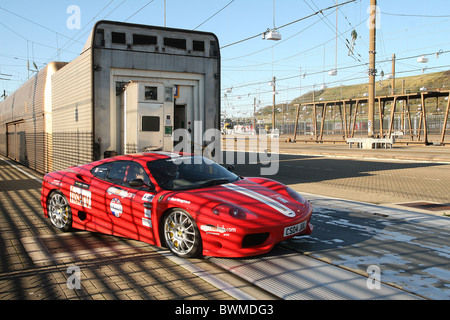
[
  {"left": 47, "top": 191, "right": 72, "bottom": 232},
  {"left": 163, "top": 209, "right": 202, "bottom": 258}
]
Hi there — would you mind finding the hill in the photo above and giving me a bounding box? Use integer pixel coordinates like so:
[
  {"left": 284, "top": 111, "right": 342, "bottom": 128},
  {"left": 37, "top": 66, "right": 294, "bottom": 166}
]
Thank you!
[{"left": 257, "top": 69, "right": 450, "bottom": 120}]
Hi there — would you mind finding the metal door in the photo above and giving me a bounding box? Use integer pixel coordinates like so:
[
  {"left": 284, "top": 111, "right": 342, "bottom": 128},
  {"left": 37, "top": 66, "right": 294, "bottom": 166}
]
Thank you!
[
  {"left": 6, "top": 121, "right": 27, "bottom": 164},
  {"left": 124, "top": 82, "right": 174, "bottom": 153}
]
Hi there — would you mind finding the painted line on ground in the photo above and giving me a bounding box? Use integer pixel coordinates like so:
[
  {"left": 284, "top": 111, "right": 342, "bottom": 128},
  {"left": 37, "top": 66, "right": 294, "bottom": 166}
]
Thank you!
[{"left": 0, "top": 156, "right": 43, "bottom": 183}]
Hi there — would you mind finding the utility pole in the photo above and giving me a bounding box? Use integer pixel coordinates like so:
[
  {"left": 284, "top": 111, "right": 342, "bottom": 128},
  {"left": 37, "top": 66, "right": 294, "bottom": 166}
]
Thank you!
[
  {"left": 253, "top": 97, "right": 257, "bottom": 134},
  {"left": 391, "top": 54, "right": 396, "bottom": 95},
  {"left": 368, "top": 0, "right": 377, "bottom": 138},
  {"left": 272, "top": 76, "right": 276, "bottom": 131}
]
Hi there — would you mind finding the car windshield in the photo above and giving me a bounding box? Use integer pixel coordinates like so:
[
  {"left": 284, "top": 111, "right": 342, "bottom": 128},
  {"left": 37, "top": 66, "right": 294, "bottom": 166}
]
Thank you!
[{"left": 147, "top": 155, "right": 239, "bottom": 190}]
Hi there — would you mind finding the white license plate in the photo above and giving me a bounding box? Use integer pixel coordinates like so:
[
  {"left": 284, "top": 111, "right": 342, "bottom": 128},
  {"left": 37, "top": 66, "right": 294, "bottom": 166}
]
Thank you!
[{"left": 283, "top": 221, "right": 307, "bottom": 237}]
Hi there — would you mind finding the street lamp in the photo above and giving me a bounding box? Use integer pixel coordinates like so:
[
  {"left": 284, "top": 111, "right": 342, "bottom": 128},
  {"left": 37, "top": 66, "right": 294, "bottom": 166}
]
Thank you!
[
  {"left": 263, "top": 28, "right": 282, "bottom": 41},
  {"left": 417, "top": 55, "right": 429, "bottom": 63}
]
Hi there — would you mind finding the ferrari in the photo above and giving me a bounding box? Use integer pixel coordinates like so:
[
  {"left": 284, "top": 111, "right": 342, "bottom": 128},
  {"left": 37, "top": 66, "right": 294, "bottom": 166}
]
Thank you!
[{"left": 41, "top": 152, "right": 313, "bottom": 258}]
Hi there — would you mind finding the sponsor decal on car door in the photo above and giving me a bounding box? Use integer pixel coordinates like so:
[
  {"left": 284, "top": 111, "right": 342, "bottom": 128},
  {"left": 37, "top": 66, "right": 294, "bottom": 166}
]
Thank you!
[{"left": 70, "top": 185, "right": 92, "bottom": 209}]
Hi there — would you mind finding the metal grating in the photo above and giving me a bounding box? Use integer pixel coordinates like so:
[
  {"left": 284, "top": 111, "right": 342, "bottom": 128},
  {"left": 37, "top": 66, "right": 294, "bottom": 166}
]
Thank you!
[{"left": 210, "top": 247, "right": 422, "bottom": 300}]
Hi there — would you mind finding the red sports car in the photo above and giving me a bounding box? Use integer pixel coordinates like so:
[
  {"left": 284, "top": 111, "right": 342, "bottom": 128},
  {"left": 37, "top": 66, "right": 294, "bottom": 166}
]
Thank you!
[{"left": 41, "top": 153, "right": 313, "bottom": 258}]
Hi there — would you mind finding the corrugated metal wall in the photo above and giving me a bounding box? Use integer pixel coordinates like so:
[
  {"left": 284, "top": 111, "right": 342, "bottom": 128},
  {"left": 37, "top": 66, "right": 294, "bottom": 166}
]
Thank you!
[
  {"left": 51, "top": 49, "right": 93, "bottom": 171},
  {"left": 0, "top": 68, "right": 49, "bottom": 172}
]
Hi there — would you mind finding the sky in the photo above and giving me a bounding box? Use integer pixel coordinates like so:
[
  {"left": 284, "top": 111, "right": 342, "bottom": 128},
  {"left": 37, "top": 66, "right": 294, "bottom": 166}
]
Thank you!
[{"left": 1, "top": 0, "right": 450, "bottom": 119}]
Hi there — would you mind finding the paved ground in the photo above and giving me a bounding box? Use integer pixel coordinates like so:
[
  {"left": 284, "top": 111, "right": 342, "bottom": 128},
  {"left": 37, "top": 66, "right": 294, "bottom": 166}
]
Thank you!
[
  {"left": 276, "top": 141, "right": 450, "bottom": 209},
  {"left": 0, "top": 157, "right": 275, "bottom": 301},
  {"left": 225, "top": 136, "right": 450, "bottom": 212},
  {"left": 277, "top": 139, "right": 450, "bottom": 163},
  {"left": 1, "top": 140, "right": 449, "bottom": 301}
]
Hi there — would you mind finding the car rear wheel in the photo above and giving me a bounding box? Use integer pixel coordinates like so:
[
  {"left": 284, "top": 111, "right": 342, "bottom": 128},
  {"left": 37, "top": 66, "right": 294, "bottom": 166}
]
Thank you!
[
  {"left": 163, "top": 209, "right": 202, "bottom": 258},
  {"left": 48, "top": 191, "right": 72, "bottom": 232}
]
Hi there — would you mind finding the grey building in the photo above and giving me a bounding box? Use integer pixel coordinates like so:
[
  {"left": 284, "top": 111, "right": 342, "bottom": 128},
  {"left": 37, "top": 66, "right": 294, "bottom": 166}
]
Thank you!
[{"left": 0, "top": 20, "right": 221, "bottom": 173}]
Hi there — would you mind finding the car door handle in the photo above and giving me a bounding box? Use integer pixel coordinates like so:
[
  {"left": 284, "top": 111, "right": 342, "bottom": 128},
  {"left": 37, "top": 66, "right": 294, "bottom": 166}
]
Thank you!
[{"left": 143, "top": 202, "right": 152, "bottom": 209}]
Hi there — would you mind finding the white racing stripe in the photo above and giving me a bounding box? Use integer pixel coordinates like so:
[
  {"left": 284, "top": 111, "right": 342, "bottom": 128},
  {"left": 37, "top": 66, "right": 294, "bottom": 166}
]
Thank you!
[{"left": 223, "top": 183, "right": 295, "bottom": 217}]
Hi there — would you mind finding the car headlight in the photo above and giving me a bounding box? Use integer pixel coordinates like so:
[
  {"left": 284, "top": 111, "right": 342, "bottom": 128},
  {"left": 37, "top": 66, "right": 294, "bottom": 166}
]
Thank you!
[
  {"left": 212, "top": 204, "right": 257, "bottom": 220},
  {"left": 286, "top": 187, "right": 307, "bottom": 205}
]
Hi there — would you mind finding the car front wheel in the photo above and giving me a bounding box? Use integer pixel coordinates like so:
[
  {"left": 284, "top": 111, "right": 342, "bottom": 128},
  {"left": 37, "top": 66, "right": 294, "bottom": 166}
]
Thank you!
[
  {"left": 163, "top": 209, "right": 202, "bottom": 258},
  {"left": 48, "top": 191, "right": 72, "bottom": 232}
]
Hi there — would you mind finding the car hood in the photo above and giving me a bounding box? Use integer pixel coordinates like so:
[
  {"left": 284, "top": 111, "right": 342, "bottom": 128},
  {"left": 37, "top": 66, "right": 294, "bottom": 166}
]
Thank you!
[{"left": 170, "top": 178, "right": 308, "bottom": 222}]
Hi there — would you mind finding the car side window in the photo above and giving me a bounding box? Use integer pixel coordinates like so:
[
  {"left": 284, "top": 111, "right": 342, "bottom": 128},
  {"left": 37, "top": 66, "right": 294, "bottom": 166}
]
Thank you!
[
  {"left": 107, "top": 162, "right": 129, "bottom": 184},
  {"left": 125, "top": 162, "right": 151, "bottom": 186},
  {"left": 91, "top": 163, "right": 111, "bottom": 179},
  {"left": 91, "top": 161, "right": 151, "bottom": 189},
  {"left": 98, "top": 161, "right": 150, "bottom": 188}
]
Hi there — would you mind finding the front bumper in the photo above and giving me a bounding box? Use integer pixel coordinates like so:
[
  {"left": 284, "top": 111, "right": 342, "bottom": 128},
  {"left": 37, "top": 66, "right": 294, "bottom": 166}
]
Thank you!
[{"left": 201, "top": 205, "right": 313, "bottom": 258}]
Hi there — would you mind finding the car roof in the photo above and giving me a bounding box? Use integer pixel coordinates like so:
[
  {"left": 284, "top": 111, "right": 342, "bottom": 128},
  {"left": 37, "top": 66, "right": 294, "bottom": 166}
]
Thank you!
[
  {"left": 71, "top": 152, "right": 189, "bottom": 172},
  {"left": 105, "top": 151, "right": 186, "bottom": 163},
  {"left": 67, "top": 151, "right": 199, "bottom": 172}
]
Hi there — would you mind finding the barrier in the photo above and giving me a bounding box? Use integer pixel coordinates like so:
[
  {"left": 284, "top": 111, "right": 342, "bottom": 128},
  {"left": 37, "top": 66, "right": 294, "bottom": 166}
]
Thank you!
[{"left": 346, "top": 137, "right": 394, "bottom": 149}]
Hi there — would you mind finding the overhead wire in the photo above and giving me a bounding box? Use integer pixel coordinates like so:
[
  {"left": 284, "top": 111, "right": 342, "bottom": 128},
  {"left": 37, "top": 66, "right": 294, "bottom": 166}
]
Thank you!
[
  {"left": 306, "top": 0, "right": 364, "bottom": 63},
  {"left": 222, "top": 0, "right": 450, "bottom": 103},
  {"left": 225, "top": 62, "right": 450, "bottom": 112},
  {"left": 46, "top": 0, "right": 128, "bottom": 62},
  {"left": 223, "top": 50, "right": 450, "bottom": 95},
  {"left": 381, "top": 12, "right": 450, "bottom": 18},
  {"left": 1, "top": 0, "right": 129, "bottom": 93},
  {"left": 222, "top": 0, "right": 371, "bottom": 109},
  {"left": 222, "top": 0, "right": 370, "bottom": 83},
  {"left": 220, "top": 0, "right": 356, "bottom": 49},
  {"left": 124, "top": 0, "right": 155, "bottom": 22},
  {"left": 223, "top": 17, "right": 367, "bottom": 84},
  {"left": 194, "top": 0, "right": 235, "bottom": 30},
  {"left": 0, "top": 6, "right": 85, "bottom": 45},
  {"left": 222, "top": 7, "right": 337, "bottom": 62}
]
